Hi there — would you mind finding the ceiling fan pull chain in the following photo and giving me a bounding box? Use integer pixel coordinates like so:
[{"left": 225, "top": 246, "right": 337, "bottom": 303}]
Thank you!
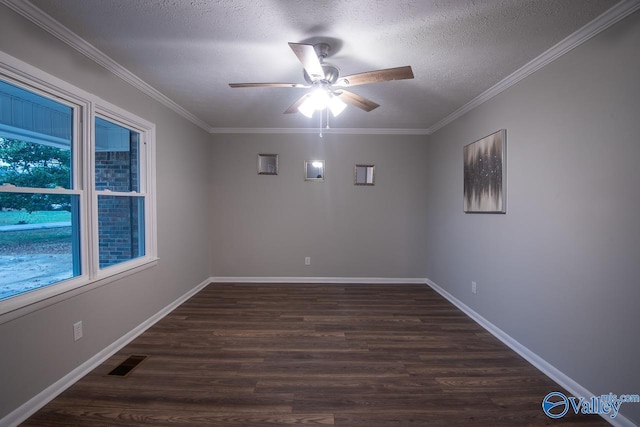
[{"left": 326, "top": 107, "right": 331, "bottom": 130}]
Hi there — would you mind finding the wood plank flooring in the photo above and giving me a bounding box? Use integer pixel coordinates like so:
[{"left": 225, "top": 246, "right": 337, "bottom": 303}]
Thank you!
[{"left": 22, "top": 284, "right": 608, "bottom": 426}]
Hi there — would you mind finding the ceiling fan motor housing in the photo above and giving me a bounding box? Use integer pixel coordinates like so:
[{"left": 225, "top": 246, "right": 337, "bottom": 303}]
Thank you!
[
  {"left": 304, "top": 63, "right": 340, "bottom": 85},
  {"left": 302, "top": 42, "right": 339, "bottom": 84},
  {"left": 313, "top": 43, "right": 331, "bottom": 59}
]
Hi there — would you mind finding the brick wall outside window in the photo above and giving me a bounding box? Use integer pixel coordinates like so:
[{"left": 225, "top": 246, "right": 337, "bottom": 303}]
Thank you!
[{"left": 95, "top": 141, "right": 142, "bottom": 268}]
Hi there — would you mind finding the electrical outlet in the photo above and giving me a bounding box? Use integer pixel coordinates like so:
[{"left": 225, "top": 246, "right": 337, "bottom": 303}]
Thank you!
[
  {"left": 73, "top": 321, "right": 83, "bottom": 341},
  {"left": 304, "top": 257, "right": 311, "bottom": 266},
  {"left": 471, "top": 281, "right": 477, "bottom": 294}
]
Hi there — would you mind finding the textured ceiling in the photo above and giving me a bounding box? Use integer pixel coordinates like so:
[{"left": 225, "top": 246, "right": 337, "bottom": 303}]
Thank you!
[{"left": 26, "top": 0, "right": 616, "bottom": 132}]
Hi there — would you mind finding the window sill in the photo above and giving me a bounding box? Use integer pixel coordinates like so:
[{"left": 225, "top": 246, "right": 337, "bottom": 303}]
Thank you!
[{"left": 0, "top": 257, "right": 159, "bottom": 324}]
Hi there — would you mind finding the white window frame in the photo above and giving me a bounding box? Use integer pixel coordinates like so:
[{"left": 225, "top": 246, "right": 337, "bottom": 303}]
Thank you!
[
  {"left": 91, "top": 106, "right": 156, "bottom": 278},
  {"left": 0, "top": 51, "right": 157, "bottom": 321}
]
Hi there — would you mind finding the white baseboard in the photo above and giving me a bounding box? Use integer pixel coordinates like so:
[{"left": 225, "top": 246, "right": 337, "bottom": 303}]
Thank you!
[
  {"left": 425, "top": 278, "right": 636, "bottom": 427},
  {"left": 0, "top": 277, "right": 211, "bottom": 427},
  {"left": 4, "top": 276, "right": 635, "bottom": 427},
  {"left": 210, "top": 276, "right": 428, "bottom": 284}
]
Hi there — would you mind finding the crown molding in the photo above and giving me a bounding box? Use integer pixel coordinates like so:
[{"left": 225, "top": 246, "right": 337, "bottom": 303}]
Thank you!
[
  {"left": 0, "top": 0, "right": 212, "bottom": 133},
  {"left": 4, "top": 0, "right": 638, "bottom": 138},
  {"left": 209, "top": 127, "right": 430, "bottom": 135},
  {"left": 426, "top": 0, "right": 640, "bottom": 135},
  {"left": 1, "top": 0, "right": 427, "bottom": 136}
]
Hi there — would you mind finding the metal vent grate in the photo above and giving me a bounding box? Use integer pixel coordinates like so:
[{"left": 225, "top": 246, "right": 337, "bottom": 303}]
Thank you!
[{"left": 107, "top": 355, "right": 147, "bottom": 377}]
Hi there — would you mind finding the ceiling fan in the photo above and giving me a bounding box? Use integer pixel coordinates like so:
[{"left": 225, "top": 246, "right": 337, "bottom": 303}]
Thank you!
[{"left": 229, "top": 42, "right": 414, "bottom": 117}]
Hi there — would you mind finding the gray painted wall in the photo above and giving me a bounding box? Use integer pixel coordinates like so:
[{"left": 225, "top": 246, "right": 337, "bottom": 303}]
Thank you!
[
  {"left": 0, "top": 5, "right": 211, "bottom": 419},
  {"left": 2, "top": 2, "right": 639, "bottom": 425},
  {"left": 425, "top": 10, "right": 640, "bottom": 424},
  {"left": 209, "top": 133, "right": 429, "bottom": 278}
]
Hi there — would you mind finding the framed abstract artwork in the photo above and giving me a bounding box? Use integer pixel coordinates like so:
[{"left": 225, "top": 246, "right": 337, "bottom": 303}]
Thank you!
[{"left": 463, "top": 129, "right": 506, "bottom": 213}]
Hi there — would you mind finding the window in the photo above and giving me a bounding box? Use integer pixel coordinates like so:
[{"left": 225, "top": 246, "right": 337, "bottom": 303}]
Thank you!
[
  {"left": 0, "top": 80, "right": 81, "bottom": 301},
  {"left": 0, "top": 60, "right": 156, "bottom": 316},
  {"left": 95, "top": 116, "right": 146, "bottom": 269}
]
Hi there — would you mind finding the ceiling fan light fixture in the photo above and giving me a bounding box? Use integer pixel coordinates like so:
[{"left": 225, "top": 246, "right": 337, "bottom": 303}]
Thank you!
[
  {"left": 310, "top": 89, "right": 330, "bottom": 110},
  {"left": 298, "top": 88, "right": 346, "bottom": 118},
  {"left": 298, "top": 88, "right": 331, "bottom": 117},
  {"left": 297, "top": 95, "right": 315, "bottom": 118},
  {"left": 328, "top": 94, "right": 346, "bottom": 117}
]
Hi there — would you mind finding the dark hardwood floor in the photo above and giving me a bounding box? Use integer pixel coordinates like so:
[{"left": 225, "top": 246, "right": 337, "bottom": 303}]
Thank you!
[{"left": 22, "top": 283, "right": 607, "bottom": 426}]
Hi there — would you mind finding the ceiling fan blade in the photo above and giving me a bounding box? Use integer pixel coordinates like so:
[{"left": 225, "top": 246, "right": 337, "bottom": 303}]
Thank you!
[
  {"left": 336, "top": 66, "right": 414, "bottom": 87},
  {"left": 284, "top": 94, "right": 309, "bottom": 114},
  {"left": 288, "top": 43, "right": 325, "bottom": 81},
  {"left": 336, "top": 90, "right": 380, "bottom": 112},
  {"left": 229, "top": 83, "right": 309, "bottom": 88}
]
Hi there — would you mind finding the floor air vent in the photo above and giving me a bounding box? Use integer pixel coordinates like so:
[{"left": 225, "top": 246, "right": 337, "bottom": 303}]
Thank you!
[{"left": 107, "top": 355, "right": 147, "bottom": 377}]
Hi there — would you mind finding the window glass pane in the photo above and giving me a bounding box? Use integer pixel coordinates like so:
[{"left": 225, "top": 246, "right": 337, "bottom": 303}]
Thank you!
[
  {"left": 95, "top": 117, "right": 140, "bottom": 192},
  {"left": 0, "top": 80, "right": 73, "bottom": 190},
  {"left": 0, "top": 193, "right": 80, "bottom": 300},
  {"left": 98, "top": 195, "right": 144, "bottom": 269},
  {"left": 0, "top": 137, "right": 72, "bottom": 190},
  {"left": 0, "top": 80, "right": 73, "bottom": 148}
]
